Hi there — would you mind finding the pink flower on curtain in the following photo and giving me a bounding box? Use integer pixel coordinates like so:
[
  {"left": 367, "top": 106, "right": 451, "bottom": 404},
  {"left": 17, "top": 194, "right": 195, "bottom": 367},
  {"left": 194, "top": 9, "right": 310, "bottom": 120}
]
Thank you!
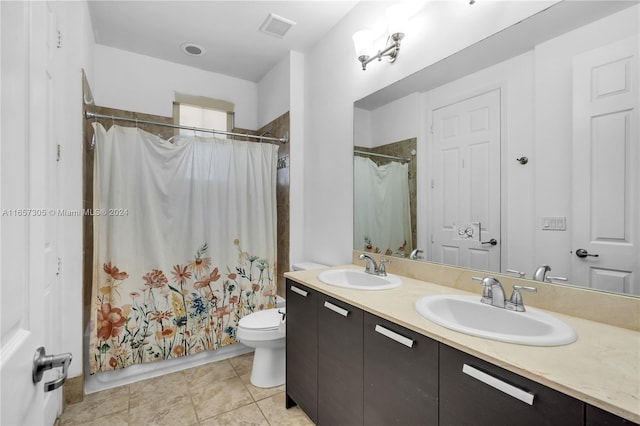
[
  {"left": 143, "top": 269, "right": 168, "bottom": 289},
  {"left": 194, "top": 267, "right": 221, "bottom": 289},
  {"left": 171, "top": 264, "right": 192, "bottom": 286},
  {"left": 103, "top": 262, "right": 129, "bottom": 280},
  {"left": 97, "top": 303, "right": 126, "bottom": 340}
]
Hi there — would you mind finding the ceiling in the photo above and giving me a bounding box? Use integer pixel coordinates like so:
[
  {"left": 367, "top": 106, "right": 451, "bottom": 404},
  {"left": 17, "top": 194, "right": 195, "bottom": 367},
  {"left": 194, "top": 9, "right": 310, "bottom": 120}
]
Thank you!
[{"left": 87, "top": 1, "right": 359, "bottom": 82}]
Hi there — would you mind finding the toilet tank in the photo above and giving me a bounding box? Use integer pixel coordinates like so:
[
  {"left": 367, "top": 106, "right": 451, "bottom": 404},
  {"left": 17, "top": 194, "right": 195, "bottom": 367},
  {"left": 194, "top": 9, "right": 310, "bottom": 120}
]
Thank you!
[{"left": 291, "top": 262, "right": 327, "bottom": 271}]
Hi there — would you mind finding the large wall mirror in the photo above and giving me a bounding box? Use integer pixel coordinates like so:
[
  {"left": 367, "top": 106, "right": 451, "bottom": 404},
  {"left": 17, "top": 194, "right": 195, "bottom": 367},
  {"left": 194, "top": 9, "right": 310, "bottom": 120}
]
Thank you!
[{"left": 354, "top": 1, "right": 639, "bottom": 296}]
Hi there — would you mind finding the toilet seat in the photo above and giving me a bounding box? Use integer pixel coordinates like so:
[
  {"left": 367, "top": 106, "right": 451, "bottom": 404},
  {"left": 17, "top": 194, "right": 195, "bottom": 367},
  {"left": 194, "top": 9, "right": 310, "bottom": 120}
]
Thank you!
[{"left": 238, "top": 308, "right": 285, "bottom": 331}]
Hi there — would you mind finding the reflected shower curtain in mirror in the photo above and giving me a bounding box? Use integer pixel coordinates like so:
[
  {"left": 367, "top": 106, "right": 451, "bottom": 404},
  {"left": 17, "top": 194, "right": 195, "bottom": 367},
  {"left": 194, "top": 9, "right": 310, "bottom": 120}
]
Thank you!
[
  {"left": 354, "top": 156, "right": 413, "bottom": 257},
  {"left": 89, "top": 123, "right": 278, "bottom": 374}
]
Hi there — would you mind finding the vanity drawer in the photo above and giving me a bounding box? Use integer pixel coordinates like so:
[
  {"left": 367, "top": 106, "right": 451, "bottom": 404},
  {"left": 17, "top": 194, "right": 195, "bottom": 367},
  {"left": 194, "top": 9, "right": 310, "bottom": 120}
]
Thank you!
[{"left": 439, "top": 343, "right": 584, "bottom": 426}]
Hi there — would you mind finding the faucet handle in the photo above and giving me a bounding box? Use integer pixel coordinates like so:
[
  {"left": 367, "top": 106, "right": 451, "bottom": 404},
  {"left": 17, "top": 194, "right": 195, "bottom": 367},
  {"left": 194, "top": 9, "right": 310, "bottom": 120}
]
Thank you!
[
  {"left": 506, "top": 269, "right": 526, "bottom": 278},
  {"left": 545, "top": 276, "right": 568, "bottom": 283},
  {"left": 506, "top": 285, "right": 537, "bottom": 312},
  {"left": 378, "top": 258, "right": 391, "bottom": 276}
]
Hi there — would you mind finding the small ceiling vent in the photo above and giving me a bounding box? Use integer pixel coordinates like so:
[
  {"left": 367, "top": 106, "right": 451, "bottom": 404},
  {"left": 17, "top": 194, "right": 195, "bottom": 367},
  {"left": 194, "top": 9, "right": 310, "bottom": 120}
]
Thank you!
[{"left": 259, "top": 13, "right": 296, "bottom": 38}]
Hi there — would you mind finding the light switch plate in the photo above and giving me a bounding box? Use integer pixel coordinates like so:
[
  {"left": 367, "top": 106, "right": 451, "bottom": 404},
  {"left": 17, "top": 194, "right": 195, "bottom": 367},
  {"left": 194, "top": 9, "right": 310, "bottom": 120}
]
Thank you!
[{"left": 542, "top": 216, "right": 566, "bottom": 231}]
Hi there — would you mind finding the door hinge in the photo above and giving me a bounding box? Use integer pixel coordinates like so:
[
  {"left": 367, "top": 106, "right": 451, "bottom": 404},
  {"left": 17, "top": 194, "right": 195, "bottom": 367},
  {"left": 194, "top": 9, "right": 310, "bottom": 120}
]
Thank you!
[
  {"left": 430, "top": 125, "right": 434, "bottom": 134},
  {"left": 56, "top": 30, "right": 62, "bottom": 49},
  {"left": 431, "top": 179, "right": 435, "bottom": 189},
  {"left": 56, "top": 144, "right": 61, "bottom": 162},
  {"left": 56, "top": 257, "right": 62, "bottom": 276}
]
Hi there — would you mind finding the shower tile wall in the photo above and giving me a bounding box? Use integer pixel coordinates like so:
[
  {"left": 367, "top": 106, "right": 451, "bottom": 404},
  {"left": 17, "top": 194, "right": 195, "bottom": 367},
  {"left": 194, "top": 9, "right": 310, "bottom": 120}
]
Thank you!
[
  {"left": 354, "top": 138, "right": 417, "bottom": 253},
  {"left": 258, "top": 112, "right": 290, "bottom": 298}
]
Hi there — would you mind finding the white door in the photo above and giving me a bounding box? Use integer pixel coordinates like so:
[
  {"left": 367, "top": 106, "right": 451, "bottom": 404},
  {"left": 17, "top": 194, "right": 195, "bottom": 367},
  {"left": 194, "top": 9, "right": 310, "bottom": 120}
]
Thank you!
[
  {"left": 1, "top": 2, "right": 65, "bottom": 425},
  {"left": 572, "top": 36, "right": 639, "bottom": 295},
  {"left": 430, "top": 89, "right": 501, "bottom": 272}
]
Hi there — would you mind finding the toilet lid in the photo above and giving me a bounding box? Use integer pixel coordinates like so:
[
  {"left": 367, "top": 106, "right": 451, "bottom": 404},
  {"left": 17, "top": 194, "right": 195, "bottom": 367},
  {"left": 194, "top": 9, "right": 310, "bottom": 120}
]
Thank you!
[{"left": 239, "top": 308, "right": 285, "bottom": 330}]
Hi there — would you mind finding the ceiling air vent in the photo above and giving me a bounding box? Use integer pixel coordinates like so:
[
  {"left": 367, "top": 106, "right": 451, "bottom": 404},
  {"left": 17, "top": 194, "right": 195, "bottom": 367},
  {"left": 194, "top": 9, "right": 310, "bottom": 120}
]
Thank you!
[{"left": 259, "top": 13, "right": 296, "bottom": 38}]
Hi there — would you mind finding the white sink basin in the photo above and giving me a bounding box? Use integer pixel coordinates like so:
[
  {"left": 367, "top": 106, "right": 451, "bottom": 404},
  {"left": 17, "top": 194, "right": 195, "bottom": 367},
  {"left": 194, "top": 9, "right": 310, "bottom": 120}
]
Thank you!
[
  {"left": 415, "top": 294, "right": 577, "bottom": 346},
  {"left": 318, "top": 269, "right": 402, "bottom": 290}
]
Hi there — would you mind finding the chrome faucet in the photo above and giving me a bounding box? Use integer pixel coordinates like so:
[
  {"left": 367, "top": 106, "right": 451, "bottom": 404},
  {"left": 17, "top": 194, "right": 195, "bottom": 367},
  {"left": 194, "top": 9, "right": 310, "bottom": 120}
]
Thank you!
[
  {"left": 473, "top": 277, "right": 537, "bottom": 312},
  {"left": 359, "top": 253, "right": 390, "bottom": 276},
  {"left": 472, "top": 276, "right": 507, "bottom": 308},
  {"left": 533, "top": 265, "right": 551, "bottom": 281},
  {"left": 359, "top": 253, "right": 378, "bottom": 274},
  {"left": 409, "top": 248, "right": 423, "bottom": 260}
]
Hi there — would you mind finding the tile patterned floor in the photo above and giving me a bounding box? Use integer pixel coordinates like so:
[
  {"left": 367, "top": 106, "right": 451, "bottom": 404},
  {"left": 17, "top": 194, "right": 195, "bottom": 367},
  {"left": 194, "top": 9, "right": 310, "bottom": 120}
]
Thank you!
[{"left": 60, "top": 353, "right": 314, "bottom": 426}]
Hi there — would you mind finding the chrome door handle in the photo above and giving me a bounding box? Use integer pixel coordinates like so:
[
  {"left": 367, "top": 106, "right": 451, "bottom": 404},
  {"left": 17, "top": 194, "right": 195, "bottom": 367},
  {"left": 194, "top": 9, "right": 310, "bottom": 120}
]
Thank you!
[
  {"left": 32, "top": 347, "right": 72, "bottom": 392},
  {"left": 481, "top": 238, "right": 497, "bottom": 246},
  {"left": 576, "top": 249, "right": 599, "bottom": 258}
]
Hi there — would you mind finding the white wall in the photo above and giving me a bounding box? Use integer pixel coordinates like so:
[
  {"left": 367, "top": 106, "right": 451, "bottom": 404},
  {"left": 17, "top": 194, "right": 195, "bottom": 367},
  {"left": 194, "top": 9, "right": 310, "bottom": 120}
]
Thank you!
[
  {"left": 56, "top": 0, "right": 95, "bottom": 379},
  {"left": 300, "top": 0, "right": 557, "bottom": 267},
  {"left": 93, "top": 45, "right": 258, "bottom": 129},
  {"left": 257, "top": 54, "right": 290, "bottom": 129},
  {"left": 289, "top": 50, "right": 306, "bottom": 268}
]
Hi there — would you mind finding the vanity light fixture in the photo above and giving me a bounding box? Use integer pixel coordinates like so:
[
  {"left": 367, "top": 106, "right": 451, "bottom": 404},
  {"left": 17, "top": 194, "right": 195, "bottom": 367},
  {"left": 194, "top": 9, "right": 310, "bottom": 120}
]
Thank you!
[{"left": 352, "top": 4, "right": 408, "bottom": 71}]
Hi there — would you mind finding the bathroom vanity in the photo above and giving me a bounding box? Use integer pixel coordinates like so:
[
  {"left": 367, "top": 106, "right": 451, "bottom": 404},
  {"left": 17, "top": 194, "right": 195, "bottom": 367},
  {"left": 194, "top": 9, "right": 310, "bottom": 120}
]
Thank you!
[{"left": 284, "top": 264, "right": 640, "bottom": 425}]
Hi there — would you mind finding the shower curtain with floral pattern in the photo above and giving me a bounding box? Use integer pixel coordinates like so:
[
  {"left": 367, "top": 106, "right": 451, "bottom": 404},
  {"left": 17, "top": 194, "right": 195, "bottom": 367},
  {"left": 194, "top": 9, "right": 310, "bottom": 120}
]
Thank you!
[{"left": 89, "top": 123, "right": 278, "bottom": 374}]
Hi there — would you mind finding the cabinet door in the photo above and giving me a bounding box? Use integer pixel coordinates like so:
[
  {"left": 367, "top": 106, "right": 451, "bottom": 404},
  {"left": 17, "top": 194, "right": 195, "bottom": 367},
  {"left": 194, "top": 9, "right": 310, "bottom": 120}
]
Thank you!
[
  {"left": 586, "top": 404, "right": 638, "bottom": 425},
  {"left": 318, "top": 294, "right": 364, "bottom": 426},
  {"left": 439, "top": 344, "right": 584, "bottom": 426},
  {"left": 285, "top": 280, "right": 318, "bottom": 423},
  {"left": 364, "top": 313, "right": 439, "bottom": 425}
]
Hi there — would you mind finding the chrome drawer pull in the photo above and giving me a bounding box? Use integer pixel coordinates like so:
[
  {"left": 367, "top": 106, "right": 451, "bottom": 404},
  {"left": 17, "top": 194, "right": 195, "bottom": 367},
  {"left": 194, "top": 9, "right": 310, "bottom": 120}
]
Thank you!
[
  {"left": 374, "top": 325, "right": 415, "bottom": 348},
  {"left": 290, "top": 285, "right": 308, "bottom": 297},
  {"left": 323, "top": 301, "right": 349, "bottom": 317},
  {"left": 462, "top": 364, "right": 535, "bottom": 405}
]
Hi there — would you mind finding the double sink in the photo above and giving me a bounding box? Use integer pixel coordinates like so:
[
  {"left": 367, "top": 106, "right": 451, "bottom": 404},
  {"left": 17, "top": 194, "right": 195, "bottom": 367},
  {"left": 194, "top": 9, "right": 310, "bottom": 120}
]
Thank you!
[{"left": 317, "top": 268, "right": 577, "bottom": 347}]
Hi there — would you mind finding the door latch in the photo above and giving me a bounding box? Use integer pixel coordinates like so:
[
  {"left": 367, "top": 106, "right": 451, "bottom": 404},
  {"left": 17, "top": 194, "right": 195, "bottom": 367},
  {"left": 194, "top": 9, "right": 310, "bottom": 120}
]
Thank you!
[{"left": 32, "top": 347, "right": 72, "bottom": 392}]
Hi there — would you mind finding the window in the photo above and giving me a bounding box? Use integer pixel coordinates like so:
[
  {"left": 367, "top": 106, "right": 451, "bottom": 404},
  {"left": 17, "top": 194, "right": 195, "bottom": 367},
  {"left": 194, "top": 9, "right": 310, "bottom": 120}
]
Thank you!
[{"left": 173, "top": 93, "right": 234, "bottom": 138}]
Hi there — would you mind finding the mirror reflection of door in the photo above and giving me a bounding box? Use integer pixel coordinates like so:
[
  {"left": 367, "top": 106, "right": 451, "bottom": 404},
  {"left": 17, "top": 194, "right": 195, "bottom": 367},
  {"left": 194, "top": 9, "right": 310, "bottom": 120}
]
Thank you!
[
  {"left": 430, "top": 89, "right": 501, "bottom": 272},
  {"left": 572, "top": 36, "right": 639, "bottom": 295}
]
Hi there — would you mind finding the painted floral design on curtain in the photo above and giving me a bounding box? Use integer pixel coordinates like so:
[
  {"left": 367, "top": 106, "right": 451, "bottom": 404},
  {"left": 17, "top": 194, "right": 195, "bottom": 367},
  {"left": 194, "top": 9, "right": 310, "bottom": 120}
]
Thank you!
[{"left": 89, "top": 240, "right": 276, "bottom": 374}]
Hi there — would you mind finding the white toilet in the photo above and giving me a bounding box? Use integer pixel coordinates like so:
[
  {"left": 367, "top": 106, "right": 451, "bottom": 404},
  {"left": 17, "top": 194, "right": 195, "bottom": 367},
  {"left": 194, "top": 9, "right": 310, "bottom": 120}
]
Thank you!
[{"left": 237, "top": 262, "right": 326, "bottom": 388}]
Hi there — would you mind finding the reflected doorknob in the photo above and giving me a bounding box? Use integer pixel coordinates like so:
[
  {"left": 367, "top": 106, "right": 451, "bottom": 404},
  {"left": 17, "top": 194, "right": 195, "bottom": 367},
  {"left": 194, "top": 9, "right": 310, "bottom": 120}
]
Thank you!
[
  {"left": 576, "top": 249, "right": 599, "bottom": 258},
  {"left": 32, "top": 347, "right": 72, "bottom": 392}
]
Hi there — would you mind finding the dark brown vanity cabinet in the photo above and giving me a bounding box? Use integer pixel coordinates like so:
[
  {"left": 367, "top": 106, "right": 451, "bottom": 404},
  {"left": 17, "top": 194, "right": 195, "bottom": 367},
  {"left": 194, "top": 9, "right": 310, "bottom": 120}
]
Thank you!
[
  {"left": 317, "top": 294, "right": 364, "bottom": 425},
  {"left": 586, "top": 405, "right": 639, "bottom": 425},
  {"left": 363, "top": 313, "right": 439, "bottom": 425},
  {"left": 285, "top": 280, "right": 318, "bottom": 423},
  {"left": 439, "top": 344, "right": 584, "bottom": 426}
]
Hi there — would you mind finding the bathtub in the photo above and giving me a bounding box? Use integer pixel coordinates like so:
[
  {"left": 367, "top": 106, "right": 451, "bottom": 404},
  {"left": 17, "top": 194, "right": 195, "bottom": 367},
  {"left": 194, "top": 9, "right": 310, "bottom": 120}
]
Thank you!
[{"left": 84, "top": 295, "right": 285, "bottom": 394}]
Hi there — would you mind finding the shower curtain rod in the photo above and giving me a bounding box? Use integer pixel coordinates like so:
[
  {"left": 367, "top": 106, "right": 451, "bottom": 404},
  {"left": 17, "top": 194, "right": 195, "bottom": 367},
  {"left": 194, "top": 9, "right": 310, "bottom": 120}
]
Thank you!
[
  {"left": 85, "top": 111, "right": 288, "bottom": 144},
  {"left": 354, "top": 150, "right": 411, "bottom": 163}
]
